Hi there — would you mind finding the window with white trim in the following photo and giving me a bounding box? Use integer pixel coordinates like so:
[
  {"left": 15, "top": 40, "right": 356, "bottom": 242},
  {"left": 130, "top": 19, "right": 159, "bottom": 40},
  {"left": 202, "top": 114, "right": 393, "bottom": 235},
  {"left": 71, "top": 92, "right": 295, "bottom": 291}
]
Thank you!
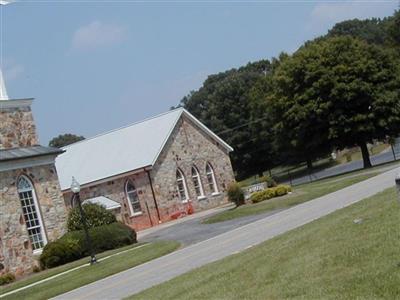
[
  {"left": 176, "top": 169, "right": 189, "bottom": 202},
  {"left": 191, "top": 166, "right": 204, "bottom": 198},
  {"left": 206, "top": 163, "right": 219, "bottom": 194},
  {"left": 17, "top": 176, "right": 47, "bottom": 251},
  {"left": 125, "top": 181, "right": 142, "bottom": 215}
]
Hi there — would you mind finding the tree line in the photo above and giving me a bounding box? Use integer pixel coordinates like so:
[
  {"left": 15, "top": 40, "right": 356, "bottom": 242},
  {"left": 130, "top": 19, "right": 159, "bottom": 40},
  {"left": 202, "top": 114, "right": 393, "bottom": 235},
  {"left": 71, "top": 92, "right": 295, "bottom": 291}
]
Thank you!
[{"left": 175, "top": 10, "right": 400, "bottom": 180}]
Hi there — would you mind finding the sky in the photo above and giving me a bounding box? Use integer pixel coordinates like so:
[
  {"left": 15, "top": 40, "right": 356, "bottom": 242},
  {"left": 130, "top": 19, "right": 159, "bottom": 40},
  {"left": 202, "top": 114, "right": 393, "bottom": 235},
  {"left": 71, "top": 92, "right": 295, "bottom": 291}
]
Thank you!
[{"left": 1, "top": 0, "right": 398, "bottom": 144}]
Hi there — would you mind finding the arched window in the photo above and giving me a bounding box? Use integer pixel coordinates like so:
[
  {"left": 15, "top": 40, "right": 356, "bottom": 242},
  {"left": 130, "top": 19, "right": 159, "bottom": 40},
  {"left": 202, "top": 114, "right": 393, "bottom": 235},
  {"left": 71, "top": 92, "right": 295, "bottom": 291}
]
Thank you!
[
  {"left": 17, "top": 176, "right": 47, "bottom": 251},
  {"left": 125, "top": 180, "right": 142, "bottom": 215},
  {"left": 191, "top": 166, "right": 204, "bottom": 198},
  {"left": 176, "top": 169, "right": 189, "bottom": 202},
  {"left": 206, "top": 163, "right": 219, "bottom": 194}
]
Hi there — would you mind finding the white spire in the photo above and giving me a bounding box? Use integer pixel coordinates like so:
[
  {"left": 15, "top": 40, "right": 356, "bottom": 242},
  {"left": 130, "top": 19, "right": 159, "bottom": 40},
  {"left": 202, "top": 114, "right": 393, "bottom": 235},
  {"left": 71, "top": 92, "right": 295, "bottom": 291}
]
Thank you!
[
  {"left": 0, "top": 0, "right": 13, "bottom": 100},
  {"left": 0, "top": 68, "right": 9, "bottom": 100}
]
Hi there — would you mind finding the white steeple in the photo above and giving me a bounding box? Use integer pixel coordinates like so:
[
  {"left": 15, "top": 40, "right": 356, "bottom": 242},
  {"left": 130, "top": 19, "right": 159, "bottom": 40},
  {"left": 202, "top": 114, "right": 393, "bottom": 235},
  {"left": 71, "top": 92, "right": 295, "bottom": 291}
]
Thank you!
[
  {"left": 0, "top": 68, "right": 9, "bottom": 100},
  {"left": 0, "top": 0, "right": 13, "bottom": 100}
]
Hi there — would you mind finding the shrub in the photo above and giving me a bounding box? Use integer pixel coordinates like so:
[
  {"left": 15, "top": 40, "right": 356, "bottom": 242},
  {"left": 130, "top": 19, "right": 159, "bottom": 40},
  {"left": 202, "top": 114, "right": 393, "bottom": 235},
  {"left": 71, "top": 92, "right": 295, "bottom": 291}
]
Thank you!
[
  {"left": 250, "top": 191, "right": 265, "bottom": 203},
  {"left": 67, "top": 203, "right": 117, "bottom": 232},
  {"left": 32, "top": 265, "right": 41, "bottom": 273},
  {"left": 259, "top": 175, "right": 277, "bottom": 188},
  {"left": 275, "top": 185, "right": 288, "bottom": 196},
  {"left": 40, "top": 223, "right": 136, "bottom": 269},
  {"left": 250, "top": 188, "right": 276, "bottom": 203},
  {"left": 0, "top": 273, "right": 15, "bottom": 286},
  {"left": 227, "top": 182, "right": 245, "bottom": 207},
  {"left": 264, "top": 188, "right": 277, "bottom": 199},
  {"left": 250, "top": 185, "right": 291, "bottom": 203}
]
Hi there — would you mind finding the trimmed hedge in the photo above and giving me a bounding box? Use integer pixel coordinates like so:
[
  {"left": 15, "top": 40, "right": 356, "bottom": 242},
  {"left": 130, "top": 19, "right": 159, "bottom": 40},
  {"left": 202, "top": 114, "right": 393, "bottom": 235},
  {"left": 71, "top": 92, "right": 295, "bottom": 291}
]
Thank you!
[
  {"left": 40, "top": 222, "right": 136, "bottom": 269},
  {"left": 250, "top": 185, "right": 292, "bottom": 204},
  {"left": 67, "top": 203, "right": 117, "bottom": 232},
  {"left": 0, "top": 273, "right": 15, "bottom": 286}
]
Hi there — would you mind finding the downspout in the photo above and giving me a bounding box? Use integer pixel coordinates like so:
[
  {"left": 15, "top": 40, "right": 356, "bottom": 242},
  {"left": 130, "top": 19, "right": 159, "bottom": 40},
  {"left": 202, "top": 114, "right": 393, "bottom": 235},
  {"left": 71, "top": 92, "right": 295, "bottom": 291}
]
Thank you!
[{"left": 146, "top": 170, "right": 161, "bottom": 223}]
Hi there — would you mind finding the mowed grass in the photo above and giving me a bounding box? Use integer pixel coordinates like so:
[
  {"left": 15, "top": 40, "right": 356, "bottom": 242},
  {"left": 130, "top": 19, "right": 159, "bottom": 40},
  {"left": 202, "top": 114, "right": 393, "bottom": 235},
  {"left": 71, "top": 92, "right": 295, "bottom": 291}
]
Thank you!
[
  {"left": 1, "top": 241, "right": 180, "bottom": 300},
  {"left": 336, "top": 143, "right": 390, "bottom": 164},
  {"left": 130, "top": 188, "right": 400, "bottom": 300},
  {"left": 204, "top": 172, "right": 379, "bottom": 224}
]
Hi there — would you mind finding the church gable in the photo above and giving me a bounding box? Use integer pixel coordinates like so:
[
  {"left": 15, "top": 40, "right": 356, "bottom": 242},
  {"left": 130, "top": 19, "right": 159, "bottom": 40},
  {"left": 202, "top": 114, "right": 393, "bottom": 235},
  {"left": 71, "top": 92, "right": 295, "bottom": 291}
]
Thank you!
[{"left": 151, "top": 115, "right": 235, "bottom": 215}]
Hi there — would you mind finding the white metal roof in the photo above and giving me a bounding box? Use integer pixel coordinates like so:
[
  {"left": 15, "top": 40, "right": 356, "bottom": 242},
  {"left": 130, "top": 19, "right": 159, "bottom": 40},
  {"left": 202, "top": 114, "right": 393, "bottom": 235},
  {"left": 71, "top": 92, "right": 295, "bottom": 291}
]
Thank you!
[
  {"left": 56, "top": 108, "right": 233, "bottom": 191},
  {"left": 83, "top": 196, "right": 121, "bottom": 210}
]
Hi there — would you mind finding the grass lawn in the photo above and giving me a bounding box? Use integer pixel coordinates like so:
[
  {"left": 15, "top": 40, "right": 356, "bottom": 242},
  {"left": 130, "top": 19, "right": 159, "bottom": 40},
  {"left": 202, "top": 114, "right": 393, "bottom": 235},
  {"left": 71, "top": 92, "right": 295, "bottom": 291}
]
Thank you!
[
  {"left": 336, "top": 143, "right": 390, "bottom": 164},
  {"left": 241, "top": 143, "right": 391, "bottom": 185},
  {"left": 130, "top": 187, "right": 400, "bottom": 300},
  {"left": 0, "top": 241, "right": 180, "bottom": 300},
  {"left": 241, "top": 158, "right": 335, "bottom": 186},
  {"left": 204, "top": 172, "right": 380, "bottom": 224}
]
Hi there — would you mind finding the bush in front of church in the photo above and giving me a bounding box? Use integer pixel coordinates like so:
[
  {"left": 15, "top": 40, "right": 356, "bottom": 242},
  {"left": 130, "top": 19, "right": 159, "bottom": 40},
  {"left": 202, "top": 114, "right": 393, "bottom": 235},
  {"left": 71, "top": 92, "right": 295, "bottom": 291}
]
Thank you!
[
  {"left": 250, "top": 185, "right": 292, "bottom": 204},
  {"left": 227, "top": 182, "right": 245, "bottom": 207},
  {"left": 67, "top": 203, "right": 117, "bottom": 232},
  {"left": 40, "top": 223, "right": 137, "bottom": 269},
  {"left": 0, "top": 273, "right": 15, "bottom": 286}
]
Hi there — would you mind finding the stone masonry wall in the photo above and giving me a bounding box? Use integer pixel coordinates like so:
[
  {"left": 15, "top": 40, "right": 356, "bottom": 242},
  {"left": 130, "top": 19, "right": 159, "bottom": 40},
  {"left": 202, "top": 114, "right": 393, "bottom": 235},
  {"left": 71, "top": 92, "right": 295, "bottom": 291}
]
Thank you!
[
  {"left": 0, "top": 105, "right": 39, "bottom": 150},
  {"left": 63, "top": 171, "right": 160, "bottom": 232},
  {"left": 151, "top": 116, "right": 235, "bottom": 219},
  {"left": 61, "top": 115, "right": 235, "bottom": 232},
  {"left": 0, "top": 164, "right": 68, "bottom": 277}
]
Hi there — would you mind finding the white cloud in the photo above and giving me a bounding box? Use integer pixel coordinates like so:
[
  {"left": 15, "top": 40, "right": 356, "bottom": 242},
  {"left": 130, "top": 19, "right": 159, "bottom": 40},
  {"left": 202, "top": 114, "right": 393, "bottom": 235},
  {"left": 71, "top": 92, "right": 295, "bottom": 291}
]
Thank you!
[
  {"left": 71, "top": 21, "right": 127, "bottom": 51},
  {"left": 307, "top": 0, "right": 397, "bottom": 36}
]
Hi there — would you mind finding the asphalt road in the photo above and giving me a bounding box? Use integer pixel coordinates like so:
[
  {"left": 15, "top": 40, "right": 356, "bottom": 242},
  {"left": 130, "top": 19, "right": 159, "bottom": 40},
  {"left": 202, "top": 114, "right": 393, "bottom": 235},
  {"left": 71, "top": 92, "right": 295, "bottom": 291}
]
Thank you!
[
  {"left": 54, "top": 167, "right": 400, "bottom": 300},
  {"left": 140, "top": 207, "right": 284, "bottom": 246},
  {"left": 290, "top": 150, "right": 399, "bottom": 186}
]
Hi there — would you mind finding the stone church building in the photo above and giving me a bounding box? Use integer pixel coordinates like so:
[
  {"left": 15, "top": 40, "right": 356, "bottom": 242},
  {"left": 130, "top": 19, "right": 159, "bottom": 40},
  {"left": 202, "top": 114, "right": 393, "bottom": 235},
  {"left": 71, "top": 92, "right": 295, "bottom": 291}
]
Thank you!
[
  {"left": 0, "top": 67, "right": 234, "bottom": 277},
  {"left": 56, "top": 108, "right": 235, "bottom": 231},
  {"left": 0, "top": 71, "right": 68, "bottom": 277}
]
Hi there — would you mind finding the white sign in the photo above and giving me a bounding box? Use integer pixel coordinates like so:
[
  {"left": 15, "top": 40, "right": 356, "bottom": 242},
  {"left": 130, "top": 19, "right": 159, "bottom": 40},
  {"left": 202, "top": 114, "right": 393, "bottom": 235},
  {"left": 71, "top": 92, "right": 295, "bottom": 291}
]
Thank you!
[{"left": 242, "top": 182, "right": 267, "bottom": 200}]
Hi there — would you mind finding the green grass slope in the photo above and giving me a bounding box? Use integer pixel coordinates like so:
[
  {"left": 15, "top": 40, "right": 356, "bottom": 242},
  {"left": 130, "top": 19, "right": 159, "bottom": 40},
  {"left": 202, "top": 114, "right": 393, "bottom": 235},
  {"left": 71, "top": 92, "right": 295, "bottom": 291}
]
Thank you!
[{"left": 132, "top": 188, "right": 400, "bottom": 300}]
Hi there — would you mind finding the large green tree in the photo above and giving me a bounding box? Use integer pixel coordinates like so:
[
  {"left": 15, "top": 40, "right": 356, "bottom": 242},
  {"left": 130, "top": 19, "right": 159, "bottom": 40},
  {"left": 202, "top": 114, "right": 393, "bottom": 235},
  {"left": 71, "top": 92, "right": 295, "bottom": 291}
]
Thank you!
[
  {"left": 387, "top": 10, "right": 400, "bottom": 47},
  {"left": 327, "top": 18, "right": 390, "bottom": 45},
  {"left": 49, "top": 133, "right": 85, "bottom": 148},
  {"left": 179, "top": 60, "right": 276, "bottom": 179},
  {"left": 268, "top": 36, "right": 400, "bottom": 168},
  {"left": 326, "top": 10, "right": 399, "bottom": 49}
]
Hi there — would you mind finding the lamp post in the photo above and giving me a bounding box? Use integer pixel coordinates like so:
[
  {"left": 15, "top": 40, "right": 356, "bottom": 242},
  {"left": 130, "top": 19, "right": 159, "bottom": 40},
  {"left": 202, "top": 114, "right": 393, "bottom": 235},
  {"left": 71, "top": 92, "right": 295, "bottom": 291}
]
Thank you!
[{"left": 71, "top": 177, "right": 97, "bottom": 265}]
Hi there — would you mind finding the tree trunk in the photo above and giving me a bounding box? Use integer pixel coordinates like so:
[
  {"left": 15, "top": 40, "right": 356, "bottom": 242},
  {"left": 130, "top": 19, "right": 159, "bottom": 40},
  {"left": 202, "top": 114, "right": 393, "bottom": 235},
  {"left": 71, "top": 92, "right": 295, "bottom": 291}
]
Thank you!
[
  {"left": 359, "top": 142, "right": 372, "bottom": 168},
  {"left": 306, "top": 159, "right": 313, "bottom": 182},
  {"left": 391, "top": 144, "right": 397, "bottom": 161},
  {"left": 306, "top": 159, "right": 313, "bottom": 170}
]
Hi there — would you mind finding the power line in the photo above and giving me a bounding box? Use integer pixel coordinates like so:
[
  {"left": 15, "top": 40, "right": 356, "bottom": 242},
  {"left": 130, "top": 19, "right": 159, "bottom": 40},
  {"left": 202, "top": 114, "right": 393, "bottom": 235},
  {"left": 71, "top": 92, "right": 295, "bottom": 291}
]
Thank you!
[{"left": 216, "top": 115, "right": 270, "bottom": 136}]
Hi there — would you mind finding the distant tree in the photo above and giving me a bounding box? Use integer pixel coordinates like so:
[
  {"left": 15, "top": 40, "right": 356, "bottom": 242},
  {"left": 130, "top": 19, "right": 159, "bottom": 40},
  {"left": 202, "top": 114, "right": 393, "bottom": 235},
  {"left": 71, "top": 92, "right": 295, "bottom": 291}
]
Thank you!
[
  {"left": 49, "top": 134, "right": 85, "bottom": 148},
  {"left": 179, "top": 60, "right": 277, "bottom": 179},
  {"left": 326, "top": 10, "right": 400, "bottom": 50},
  {"left": 248, "top": 54, "right": 290, "bottom": 168},
  {"left": 327, "top": 18, "right": 390, "bottom": 45},
  {"left": 387, "top": 10, "right": 400, "bottom": 47},
  {"left": 268, "top": 36, "right": 400, "bottom": 169}
]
